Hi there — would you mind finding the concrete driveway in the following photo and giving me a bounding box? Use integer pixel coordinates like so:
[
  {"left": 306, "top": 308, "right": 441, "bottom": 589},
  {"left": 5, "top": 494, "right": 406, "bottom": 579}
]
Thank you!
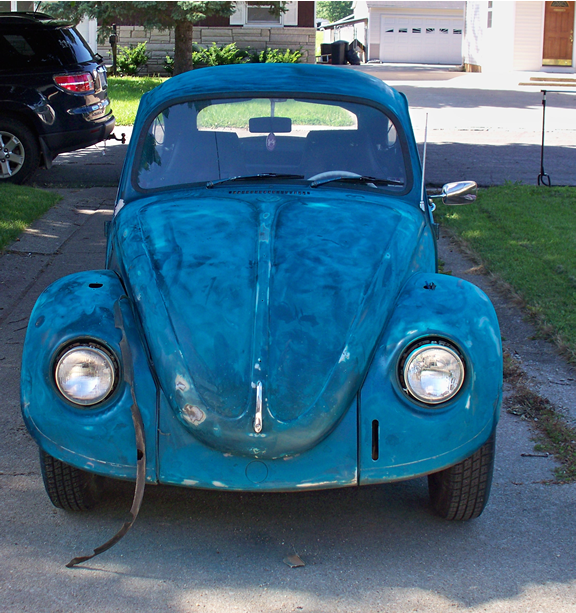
[
  {"left": 1, "top": 188, "right": 575, "bottom": 612},
  {"left": 2, "top": 66, "right": 576, "bottom": 612}
]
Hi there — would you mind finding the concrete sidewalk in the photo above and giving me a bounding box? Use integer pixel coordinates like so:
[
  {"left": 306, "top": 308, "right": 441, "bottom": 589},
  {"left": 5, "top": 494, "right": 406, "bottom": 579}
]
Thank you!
[{"left": 30, "top": 65, "right": 576, "bottom": 189}]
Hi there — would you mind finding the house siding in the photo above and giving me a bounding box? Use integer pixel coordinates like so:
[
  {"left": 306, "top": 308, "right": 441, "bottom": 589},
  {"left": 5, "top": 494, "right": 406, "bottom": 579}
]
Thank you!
[
  {"left": 464, "top": 1, "right": 484, "bottom": 70},
  {"left": 464, "top": 0, "right": 515, "bottom": 72},
  {"left": 297, "top": 1, "right": 315, "bottom": 27},
  {"left": 513, "top": 1, "right": 544, "bottom": 70},
  {"left": 464, "top": 0, "right": 575, "bottom": 73}
]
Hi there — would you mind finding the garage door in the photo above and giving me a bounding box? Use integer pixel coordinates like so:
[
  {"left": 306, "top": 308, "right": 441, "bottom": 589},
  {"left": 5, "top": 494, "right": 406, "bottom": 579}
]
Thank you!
[{"left": 380, "top": 15, "right": 464, "bottom": 64}]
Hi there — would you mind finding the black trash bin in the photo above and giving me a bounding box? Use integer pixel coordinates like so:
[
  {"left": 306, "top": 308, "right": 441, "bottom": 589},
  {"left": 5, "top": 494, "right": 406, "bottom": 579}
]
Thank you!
[
  {"left": 331, "top": 40, "right": 348, "bottom": 65},
  {"left": 346, "top": 40, "right": 364, "bottom": 65}
]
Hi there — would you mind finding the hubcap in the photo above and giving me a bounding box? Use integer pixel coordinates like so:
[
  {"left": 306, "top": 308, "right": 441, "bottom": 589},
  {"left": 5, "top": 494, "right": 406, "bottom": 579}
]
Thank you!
[{"left": 0, "top": 131, "right": 25, "bottom": 178}]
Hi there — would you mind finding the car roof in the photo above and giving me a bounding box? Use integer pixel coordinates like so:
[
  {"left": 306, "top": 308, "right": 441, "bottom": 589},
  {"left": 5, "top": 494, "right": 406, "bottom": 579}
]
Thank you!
[{"left": 136, "top": 63, "right": 410, "bottom": 122}]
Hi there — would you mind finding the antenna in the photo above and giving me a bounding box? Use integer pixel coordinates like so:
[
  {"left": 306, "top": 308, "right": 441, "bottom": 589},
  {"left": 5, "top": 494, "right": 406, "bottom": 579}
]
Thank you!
[{"left": 419, "top": 113, "right": 428, "bottom": 212}]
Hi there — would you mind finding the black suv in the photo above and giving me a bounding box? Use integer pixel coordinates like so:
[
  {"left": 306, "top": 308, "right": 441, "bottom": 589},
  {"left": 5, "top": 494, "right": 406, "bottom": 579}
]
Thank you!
[{"left": 0, "top": 12, "right": 115, "bottom": 184}]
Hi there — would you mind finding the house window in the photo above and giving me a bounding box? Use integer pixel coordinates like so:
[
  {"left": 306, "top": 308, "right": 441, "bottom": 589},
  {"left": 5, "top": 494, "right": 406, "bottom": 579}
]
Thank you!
[
  {"left": 487, "top": 1, "right": 493, "bottom": 28},
  {"left": 247, "top": 4, "right": 281, "bottom": 24},
  {"left": 231, "top": 1, "right": 299, "bottom": 27},
  {"left": 0, "top": 0, "right": 34, "bottom": 9}
]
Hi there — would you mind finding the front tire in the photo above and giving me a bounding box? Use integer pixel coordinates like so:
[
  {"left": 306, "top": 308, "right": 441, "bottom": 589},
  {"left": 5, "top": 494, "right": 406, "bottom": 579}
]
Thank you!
[
  {"left": 0, "top": 119, "right": 40, "bottom": 184},
  {"left": 40, "top": 450, "right": 101, "bottom": 511},
  {"left": 428, "top": 432, "right": 495, "bottom": 520}
]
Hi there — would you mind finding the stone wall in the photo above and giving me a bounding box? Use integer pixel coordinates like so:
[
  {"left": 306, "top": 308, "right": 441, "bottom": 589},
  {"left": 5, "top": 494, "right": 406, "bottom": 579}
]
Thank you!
[{"left": 99, "top": 26, "right": 317, "bottom": 74}]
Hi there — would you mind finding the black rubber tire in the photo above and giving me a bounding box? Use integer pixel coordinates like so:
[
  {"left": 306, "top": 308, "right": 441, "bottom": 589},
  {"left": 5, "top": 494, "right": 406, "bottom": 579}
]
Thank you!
[
  {"left": 40, "top": 450, "right": 101, "bottom": 511},
  {"left": 0, "top": 118, "right": 40, "bottom": 184},
  {"left": 428, "top": 431, "right": 496, "bottom": 521}
]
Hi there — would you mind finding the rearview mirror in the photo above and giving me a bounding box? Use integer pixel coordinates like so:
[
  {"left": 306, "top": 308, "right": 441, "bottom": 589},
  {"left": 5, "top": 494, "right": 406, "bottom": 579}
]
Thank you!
[
  {"left": 442, "top": 181, "right": 477, "bottom": 205},
  {"left": 249, "top": 117, "right": 292, "bottom": 133}
]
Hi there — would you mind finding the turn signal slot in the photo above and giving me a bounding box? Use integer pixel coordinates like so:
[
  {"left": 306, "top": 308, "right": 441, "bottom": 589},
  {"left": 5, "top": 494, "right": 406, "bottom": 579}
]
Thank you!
[{"left": 371, "top": 420, "right": 379, "bottom": 461}]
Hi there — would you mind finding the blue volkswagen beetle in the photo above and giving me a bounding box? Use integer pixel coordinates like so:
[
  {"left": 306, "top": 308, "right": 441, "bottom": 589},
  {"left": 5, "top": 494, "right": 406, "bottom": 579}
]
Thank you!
[{"left": 21, "top": 64, "right": 502, "bottom": 533}]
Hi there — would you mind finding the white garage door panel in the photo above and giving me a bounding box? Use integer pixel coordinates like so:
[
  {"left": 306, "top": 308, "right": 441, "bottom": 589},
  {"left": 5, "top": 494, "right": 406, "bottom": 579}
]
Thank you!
[{"left": 380, "top": 15, "right": 463, "bottom": 64}]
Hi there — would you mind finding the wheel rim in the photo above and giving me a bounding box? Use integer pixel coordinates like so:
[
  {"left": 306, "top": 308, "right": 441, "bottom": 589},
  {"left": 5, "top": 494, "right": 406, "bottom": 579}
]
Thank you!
[{"left": 0, "top": 131, "right": 25, "bottom": 179}]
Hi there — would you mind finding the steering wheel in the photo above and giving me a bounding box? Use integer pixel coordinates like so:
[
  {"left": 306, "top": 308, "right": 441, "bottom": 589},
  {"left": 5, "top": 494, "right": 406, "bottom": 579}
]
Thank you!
[{"left": 307, "top": 170, "right": 362, "bottom": 182}]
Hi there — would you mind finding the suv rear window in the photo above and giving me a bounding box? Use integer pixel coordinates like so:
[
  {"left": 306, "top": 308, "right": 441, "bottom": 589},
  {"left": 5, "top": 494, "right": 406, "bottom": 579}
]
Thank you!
[{"left": 0, "top": 25, "right": 94, "bottom": 70}]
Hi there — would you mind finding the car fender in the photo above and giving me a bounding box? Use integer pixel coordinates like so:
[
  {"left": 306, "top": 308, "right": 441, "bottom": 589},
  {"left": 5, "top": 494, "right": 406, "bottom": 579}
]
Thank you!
[
  {"left": 359, "top": 272, "right": 502, "bottom": 483},
  {"left": 20, "top": 270, "right": 158, "bottom": 482},
  {"left": 0, "top": 86, "right": 55, "bottom": 128}
]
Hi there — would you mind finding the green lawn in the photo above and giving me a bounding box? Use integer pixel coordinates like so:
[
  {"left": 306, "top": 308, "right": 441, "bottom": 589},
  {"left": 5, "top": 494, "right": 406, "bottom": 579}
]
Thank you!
[
  {"left": 0, "top": 184, "right": 61, "bottom": 252},
  {"left": 108, "top": 76, "right": 165, "bottom": 125},
  {"left": 435, "top": 184, "right": 576, "bottom": 359},
  {"left": 198, "top": 99, "right": 355, "bottom": 129}
]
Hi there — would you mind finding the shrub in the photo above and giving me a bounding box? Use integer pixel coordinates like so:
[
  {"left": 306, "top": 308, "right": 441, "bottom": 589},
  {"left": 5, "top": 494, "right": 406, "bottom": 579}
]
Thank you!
[
  {"left": 192, "top": 42, "right": 248, "bottom": 68},
  {"left": 257, "top": 48, "right": 303, "bottom": 63},
  {"left": 164, "top": 55, "right": 174, "bottom": 75},
  {"left": 116, "top": 42, "right": 150, "bottom": 76},
  {"left": 188, "top": 43, "right": 303, "bottom": 69}
]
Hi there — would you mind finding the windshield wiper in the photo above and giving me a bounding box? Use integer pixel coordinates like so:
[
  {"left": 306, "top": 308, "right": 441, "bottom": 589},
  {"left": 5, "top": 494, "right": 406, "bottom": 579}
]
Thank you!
[
  {"left": 310, "top": 174, "right": 404, "bottom": 188},
  {"left": 207, "top": 173, "right": 304, "bottom": 188}
]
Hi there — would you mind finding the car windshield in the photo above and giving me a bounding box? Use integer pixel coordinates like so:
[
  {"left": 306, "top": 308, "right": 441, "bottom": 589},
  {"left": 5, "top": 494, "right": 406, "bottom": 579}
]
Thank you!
[{"left": 136, "top": 97, "right": 408, "bottom": 191}]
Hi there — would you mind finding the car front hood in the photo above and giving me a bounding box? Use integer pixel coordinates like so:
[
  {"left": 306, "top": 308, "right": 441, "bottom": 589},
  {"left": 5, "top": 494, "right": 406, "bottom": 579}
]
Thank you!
[{"left": 115, "top": 190, "right": 424, "bottom": 458}]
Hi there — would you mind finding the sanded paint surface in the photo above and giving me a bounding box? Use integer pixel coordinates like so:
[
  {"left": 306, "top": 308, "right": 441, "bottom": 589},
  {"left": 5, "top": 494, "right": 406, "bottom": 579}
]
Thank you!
[
  {"left": 110, "top": 189, "right": 427, "bottom": 461},
  {"left": 21, "top": 271, "right": 158, "bottom": 481}
]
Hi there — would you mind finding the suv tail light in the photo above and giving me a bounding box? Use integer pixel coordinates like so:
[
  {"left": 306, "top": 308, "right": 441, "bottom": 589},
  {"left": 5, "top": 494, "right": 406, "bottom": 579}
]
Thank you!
[{"left": 54, "top": 73, "right": 95, "bottom": 94}]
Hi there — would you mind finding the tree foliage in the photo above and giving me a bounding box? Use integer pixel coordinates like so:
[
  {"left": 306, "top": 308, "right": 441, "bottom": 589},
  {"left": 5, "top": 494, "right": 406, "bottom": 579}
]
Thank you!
[
  {"left": 316, "top": 1, "right": 353, "bottom": 24},
  {"left": 42, "top": 2, "right": 236, "bottom": 32},
  {"left": 41, "top": 1, "right": 287, "bottom": 75}
]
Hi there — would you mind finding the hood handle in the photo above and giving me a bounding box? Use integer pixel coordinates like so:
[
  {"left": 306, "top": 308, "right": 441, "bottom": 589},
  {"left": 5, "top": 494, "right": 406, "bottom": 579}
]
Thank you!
[{"left": 254, "top": 381, "right": 263, "bottom": 434}]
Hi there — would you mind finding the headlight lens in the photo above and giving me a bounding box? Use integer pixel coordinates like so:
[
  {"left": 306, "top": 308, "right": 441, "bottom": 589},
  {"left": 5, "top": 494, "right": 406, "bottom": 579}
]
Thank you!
[
  {"left": 55, "top": 345, "right": 116, "bottom": 406},
  {"left": 402, "top": 342, "right": 464, "bottom": 405}
]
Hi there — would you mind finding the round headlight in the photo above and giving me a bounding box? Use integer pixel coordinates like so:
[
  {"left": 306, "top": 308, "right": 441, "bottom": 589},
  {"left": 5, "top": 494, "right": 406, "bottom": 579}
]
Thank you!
[
  {"left": 402, "top": 342, "right": 464, "bottom": 405},
  {"left": 55, "top": 345, "right": 116, "bottom": 406}
]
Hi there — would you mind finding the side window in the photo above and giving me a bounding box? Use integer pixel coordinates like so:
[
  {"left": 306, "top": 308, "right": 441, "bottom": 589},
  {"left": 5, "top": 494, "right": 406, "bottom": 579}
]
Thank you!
[
  {"left": 53, "top": 27, "right": 95, "bottom": 64},
  {"left": 0, "top": 32, "right": 40, "bottom": 69},
  {"left": 3, "top": 34, "right": 34, "bottom": 56},
  {"left": 0, "top": 27, "right": 96, "bottom": 69}
]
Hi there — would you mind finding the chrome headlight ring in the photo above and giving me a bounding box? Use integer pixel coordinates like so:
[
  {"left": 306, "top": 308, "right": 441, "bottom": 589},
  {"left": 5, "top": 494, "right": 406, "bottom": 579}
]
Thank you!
[
  {"left": 54, "top": 342, "right": 118, "bottom": 407},
  {"left": 399, "top": 339, "right": 465, "bottom": 406}
]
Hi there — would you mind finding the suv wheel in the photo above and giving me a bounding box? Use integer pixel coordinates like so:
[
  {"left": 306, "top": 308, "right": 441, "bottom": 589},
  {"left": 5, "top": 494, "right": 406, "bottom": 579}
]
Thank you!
[{"left": 0, "top": 119, "right": 40, "bottom": 184}]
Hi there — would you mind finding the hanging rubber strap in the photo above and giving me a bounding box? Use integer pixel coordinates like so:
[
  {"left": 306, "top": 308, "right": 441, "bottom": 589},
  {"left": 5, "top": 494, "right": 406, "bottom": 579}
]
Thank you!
[{"left": 66, "top": 298, "right": 146, "bottom": 568}]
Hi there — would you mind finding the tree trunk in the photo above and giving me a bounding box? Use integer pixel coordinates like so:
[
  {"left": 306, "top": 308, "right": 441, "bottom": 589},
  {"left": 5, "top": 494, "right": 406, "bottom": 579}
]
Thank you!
[{"left": 174, "top": 21, "right": 194, "bottom": 75}]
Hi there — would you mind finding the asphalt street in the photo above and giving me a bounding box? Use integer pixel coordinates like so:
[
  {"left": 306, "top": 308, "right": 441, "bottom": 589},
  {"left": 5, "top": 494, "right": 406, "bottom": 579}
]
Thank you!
[{"left": 1, "top": 65, "right": 576, "bottom": 612}]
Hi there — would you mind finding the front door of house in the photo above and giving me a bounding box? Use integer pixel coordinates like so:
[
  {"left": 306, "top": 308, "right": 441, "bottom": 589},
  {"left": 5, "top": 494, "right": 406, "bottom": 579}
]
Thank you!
[{"left": 543, "top": 1, "right": 575, "bottom": 66}]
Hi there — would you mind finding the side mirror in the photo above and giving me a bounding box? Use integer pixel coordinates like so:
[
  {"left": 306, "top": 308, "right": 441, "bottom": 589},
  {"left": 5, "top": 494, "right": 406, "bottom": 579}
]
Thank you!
[{"left": 441, "top": 181, "right": 477, "bottom": 205}]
